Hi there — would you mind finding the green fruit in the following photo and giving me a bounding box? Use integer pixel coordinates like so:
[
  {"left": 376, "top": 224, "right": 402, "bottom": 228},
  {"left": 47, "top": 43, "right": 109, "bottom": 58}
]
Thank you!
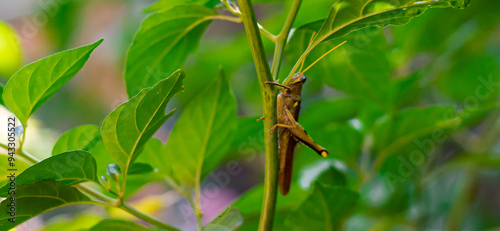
[{"left": 0, "top": 21, "right": 22, "bottom": 78}]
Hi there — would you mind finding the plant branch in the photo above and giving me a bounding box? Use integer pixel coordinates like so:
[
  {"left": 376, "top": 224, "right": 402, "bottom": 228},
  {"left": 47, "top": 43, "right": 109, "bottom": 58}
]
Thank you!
[
  {"left": 120, "top": 203, "right": 181, "bottom": 231},
  {"left": 270, "top": 0, "right": 302, "bottom": 81},
  {"left": 237, "top": 0, "right": 279, "bottom": 230}
]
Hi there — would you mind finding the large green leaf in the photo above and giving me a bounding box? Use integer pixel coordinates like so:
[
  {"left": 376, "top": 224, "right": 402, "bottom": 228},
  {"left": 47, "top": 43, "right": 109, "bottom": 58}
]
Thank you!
[
  {"left": 0, "top": 151, "right": 98, "bottom": 197},
  {"left": 166, "top": 70, "right": 237, "bottom": 188},
  {"left": 314, "top": 0, "right": 470, "bottom": 44},
  {"left": 1, "top": 39, "right": 102, "bottom": 125},
  {"left": 204, "top": 207, "right": 243, "bottom": 231},
  {"left": 101, "top": 70, "right": 184, "bottom": 175},
  {"left": 88, "top": 219, "right": 152, "bottom": 231},
  {"left": 125, "top": 5, "right": 216, "bottom": 97},
  {"left": 144, "top": 0, "right": 220, "bottom": 12},
  {"left": 0, "top": 180, "right": 91, "bottom": 230},
  {"left": 138, "top": 138, "right": 171, "bottom": 176},
  {"left": 284, "top": 184, "right": 358, "bottom": 230},
  {"left": 52, "top": 124, "right": 101, "bottom": 155}
]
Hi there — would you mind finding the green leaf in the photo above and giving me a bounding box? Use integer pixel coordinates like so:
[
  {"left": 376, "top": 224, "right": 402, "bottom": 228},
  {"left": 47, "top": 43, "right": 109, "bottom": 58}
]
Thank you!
[
  {"left": 52, "top": 124, "right": 101, "bottom": 155},
  {"left": 1, "top": 39, "right": 102, "bottom": 126},
  {"left": 101, "top": 70, "right": 184, "bottom": 175},
  {"left": 436, "top": 54, "right": 500, "bottom": 103},
  {"left": 138, "top": 138, "right": 171, "bottom": 176},
  {"left": 0, "top": 151, "right": 98, "bottom": 197},
  {"left": 0, "top": 180, "right": 91, "bottom": 230},
  {"left": 228, "top": 116, "right": 264, "bottom": 155},
  {"left": 144, "top": 0, "right": 220, "bottom": 12},
  {"left": 284, "top": 184, "right": 358, "bottom": 230},
  {"left": 88, "top": 219, "right": 152, "bottom": 231},
  {"left": 166, "top": 70, "right": 237, "bottom": 188},
  {"left": 125, "top": 5, "right": 217, "bottom": 97},
  {"left": 204, "top": 207, "right": 243, "bottom": 231},
  {"left": 314, "top": 0, "right": 470, "bottom": 44}
]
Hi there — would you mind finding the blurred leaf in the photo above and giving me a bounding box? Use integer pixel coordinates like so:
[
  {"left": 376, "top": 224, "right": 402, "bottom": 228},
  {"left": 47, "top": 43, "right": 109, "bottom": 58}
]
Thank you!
[
  {"left": 46, "top": 1, "right": 81, "bottom": 49},
  {"left": 387, "top": 72, "right": 422, "bottom": 109},
  {"left": 0, "top": 154, "right": 29, "bottom": 188},
  {"left": 284, "top": 183, "right": 358, "bottom": 230},
  {"left": 52, "top": 124, "right": 101, "bottom": 155},
  {"left": 42, "top": 214, "right": 101, "bottom": 231},
  {"left": 101, "top": 70, "right": 183, "bottom": 175},
  {"left": 314, "top": 0, "right": 470, "bottom": 44},
  {"left": 424, "top": 153, "right": 500, "bottom": 182},
  {"left": 204, "top": 207, "right": 243, "bottom": 231},
  {"left": 166, "top": 70, "right": 237, "bottom": 188},
  {"left": 301, "top": 98, "right": 362, "bottom": 128},
  {"left": 0, "top": 151, "right": 97, "bottom": 197},
  {"left": 437, "top": 54, "right": 500, "bottom": 103},
  {"left": 229, "top": 116, "right": 264, "bottom": 156},
  {"left": 87, "top": 219, "right": 151, "bottom": 231},
  {"left": 373, "top": 106, "right": 460, "bottom": 166},
  {"left": 125, "top": 5, "right": 216, "bottom": 97},
  {"left": 0, "top": 180, "right": 91, "bottom": 230},
  {"left": 458, "top": 102, "right": 500, "bottom": 127},
  {"left": 0, "top": 21, "right": 22, "bottom": 78},
  {"left": 1, "top": 39, "right": 102, "bottom": 126},
  {"left": 144, "top": 0, "right": 220, "bottom": 12}
]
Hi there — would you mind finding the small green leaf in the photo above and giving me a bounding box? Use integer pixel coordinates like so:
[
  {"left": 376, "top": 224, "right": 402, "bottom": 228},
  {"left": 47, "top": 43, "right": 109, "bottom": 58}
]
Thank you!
[
  {"left": 314, "top": 0, "right": 470, "bottom": 44},
  {"left": 166, "top": 70, "right": 237, "bottom": 188},
  {"left": 125, "top": 5, "right": 216, "bottom": 97},
  {"left": 0, "top": 151, "right": 98, "bottom": 197},
  {"left": 52, "top": 124, "right": 101, "bottom": 155},
  {"left": 144, "top": 0, "right": 220, "bottom": 12},
  {"left": 2, "top": 39, "right": 102, "bottom": 126},
  {"left": 204, "top": 207, "right": 243, "bottom": 231},
  {"left": 101, "top": 70, "right": 184, "bottom": 175},
  {"left": 88, "top": 219, "right": 152, "bottom": 231},
  {"left": 284, "top": 184, "right": 358, "bottom": 230},
  {"left": 0, "top": 180, "right": 91, "bottom": 230}
]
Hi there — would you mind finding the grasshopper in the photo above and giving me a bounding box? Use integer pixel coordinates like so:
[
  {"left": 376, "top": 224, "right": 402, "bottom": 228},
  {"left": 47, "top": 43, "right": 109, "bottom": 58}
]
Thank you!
[{"left": 263, "top": 40, "right": 346, "bottom": 195}]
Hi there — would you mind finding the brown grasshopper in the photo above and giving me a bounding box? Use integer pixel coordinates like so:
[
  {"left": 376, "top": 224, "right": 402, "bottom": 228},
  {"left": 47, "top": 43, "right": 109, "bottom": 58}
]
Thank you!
[{"left": 263, "top": 40, "right": 346, "bottom": 195}]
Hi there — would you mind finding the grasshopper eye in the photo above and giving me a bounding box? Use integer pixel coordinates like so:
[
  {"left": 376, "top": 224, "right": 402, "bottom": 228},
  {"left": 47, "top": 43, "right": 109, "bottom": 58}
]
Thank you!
[{"left": 300, "top": 75, "right": 306, "bottom": 83}]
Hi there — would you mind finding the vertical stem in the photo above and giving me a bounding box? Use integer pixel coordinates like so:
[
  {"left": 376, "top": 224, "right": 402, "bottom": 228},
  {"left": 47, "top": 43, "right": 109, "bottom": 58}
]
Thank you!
[
  {"left": 237, "top": 0, "right": 279, "bottom": 230},
  {"left": 270, "top": 0, "right": 302, "bottom": 80}
]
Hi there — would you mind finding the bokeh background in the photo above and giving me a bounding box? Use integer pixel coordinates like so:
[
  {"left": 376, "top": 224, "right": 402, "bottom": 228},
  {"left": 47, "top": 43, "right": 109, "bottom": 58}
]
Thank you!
[{"left": 1, "top": 0, "right": 500, "bottom": 230}]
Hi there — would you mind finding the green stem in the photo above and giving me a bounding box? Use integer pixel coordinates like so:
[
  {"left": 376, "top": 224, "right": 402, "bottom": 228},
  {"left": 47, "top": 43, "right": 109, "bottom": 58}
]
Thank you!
[
  {"left": 120, "top": 203, "right": 181, "bottom": 231},
  {"left": 237, "top": 0, "right": 279, "bottom": 230},
  {"left": 444, "top": 168, "right": 477, "bottom": 231},
  {"left": 270, "top": 0, "right": 302, "bottom": 81}
]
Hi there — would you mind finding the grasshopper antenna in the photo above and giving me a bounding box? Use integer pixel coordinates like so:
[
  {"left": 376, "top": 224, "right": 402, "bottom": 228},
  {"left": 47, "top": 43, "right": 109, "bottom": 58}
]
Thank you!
[
  {"left": 301, "top": 40, "right": 347, "bottom": 74},
  {"left": 298, "top": 31, "right": 316, "bottom": 73}
]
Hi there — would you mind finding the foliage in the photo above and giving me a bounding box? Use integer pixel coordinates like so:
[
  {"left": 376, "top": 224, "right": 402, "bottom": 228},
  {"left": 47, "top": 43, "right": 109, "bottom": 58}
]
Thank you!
[{"left": 1, "top": 0, "right": 499, "bottom": 230}]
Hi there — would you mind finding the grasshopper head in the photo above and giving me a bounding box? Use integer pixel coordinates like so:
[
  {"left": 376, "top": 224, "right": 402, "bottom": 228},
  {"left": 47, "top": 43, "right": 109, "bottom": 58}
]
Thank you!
[{"left": 290, "top": 73, "right": 307, "bottom": 85}]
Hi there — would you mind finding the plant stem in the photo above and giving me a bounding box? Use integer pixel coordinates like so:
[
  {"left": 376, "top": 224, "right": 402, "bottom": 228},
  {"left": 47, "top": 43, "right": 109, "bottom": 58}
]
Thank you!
[
  {"left": 270, "top": 0, "right": 302, "bottom": 81},
  {"left": 120, "top": 203, "right": 181, "bottom": 231},
  {"left": 237, "top": 0, "right": 279, "bottom": 230}
]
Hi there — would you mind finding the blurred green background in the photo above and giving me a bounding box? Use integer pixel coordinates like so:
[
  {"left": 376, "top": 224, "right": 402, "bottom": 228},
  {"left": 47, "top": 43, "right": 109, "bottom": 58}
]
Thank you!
[{"left": 0, "top": 0, "right": 499, "bottom": 230}]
